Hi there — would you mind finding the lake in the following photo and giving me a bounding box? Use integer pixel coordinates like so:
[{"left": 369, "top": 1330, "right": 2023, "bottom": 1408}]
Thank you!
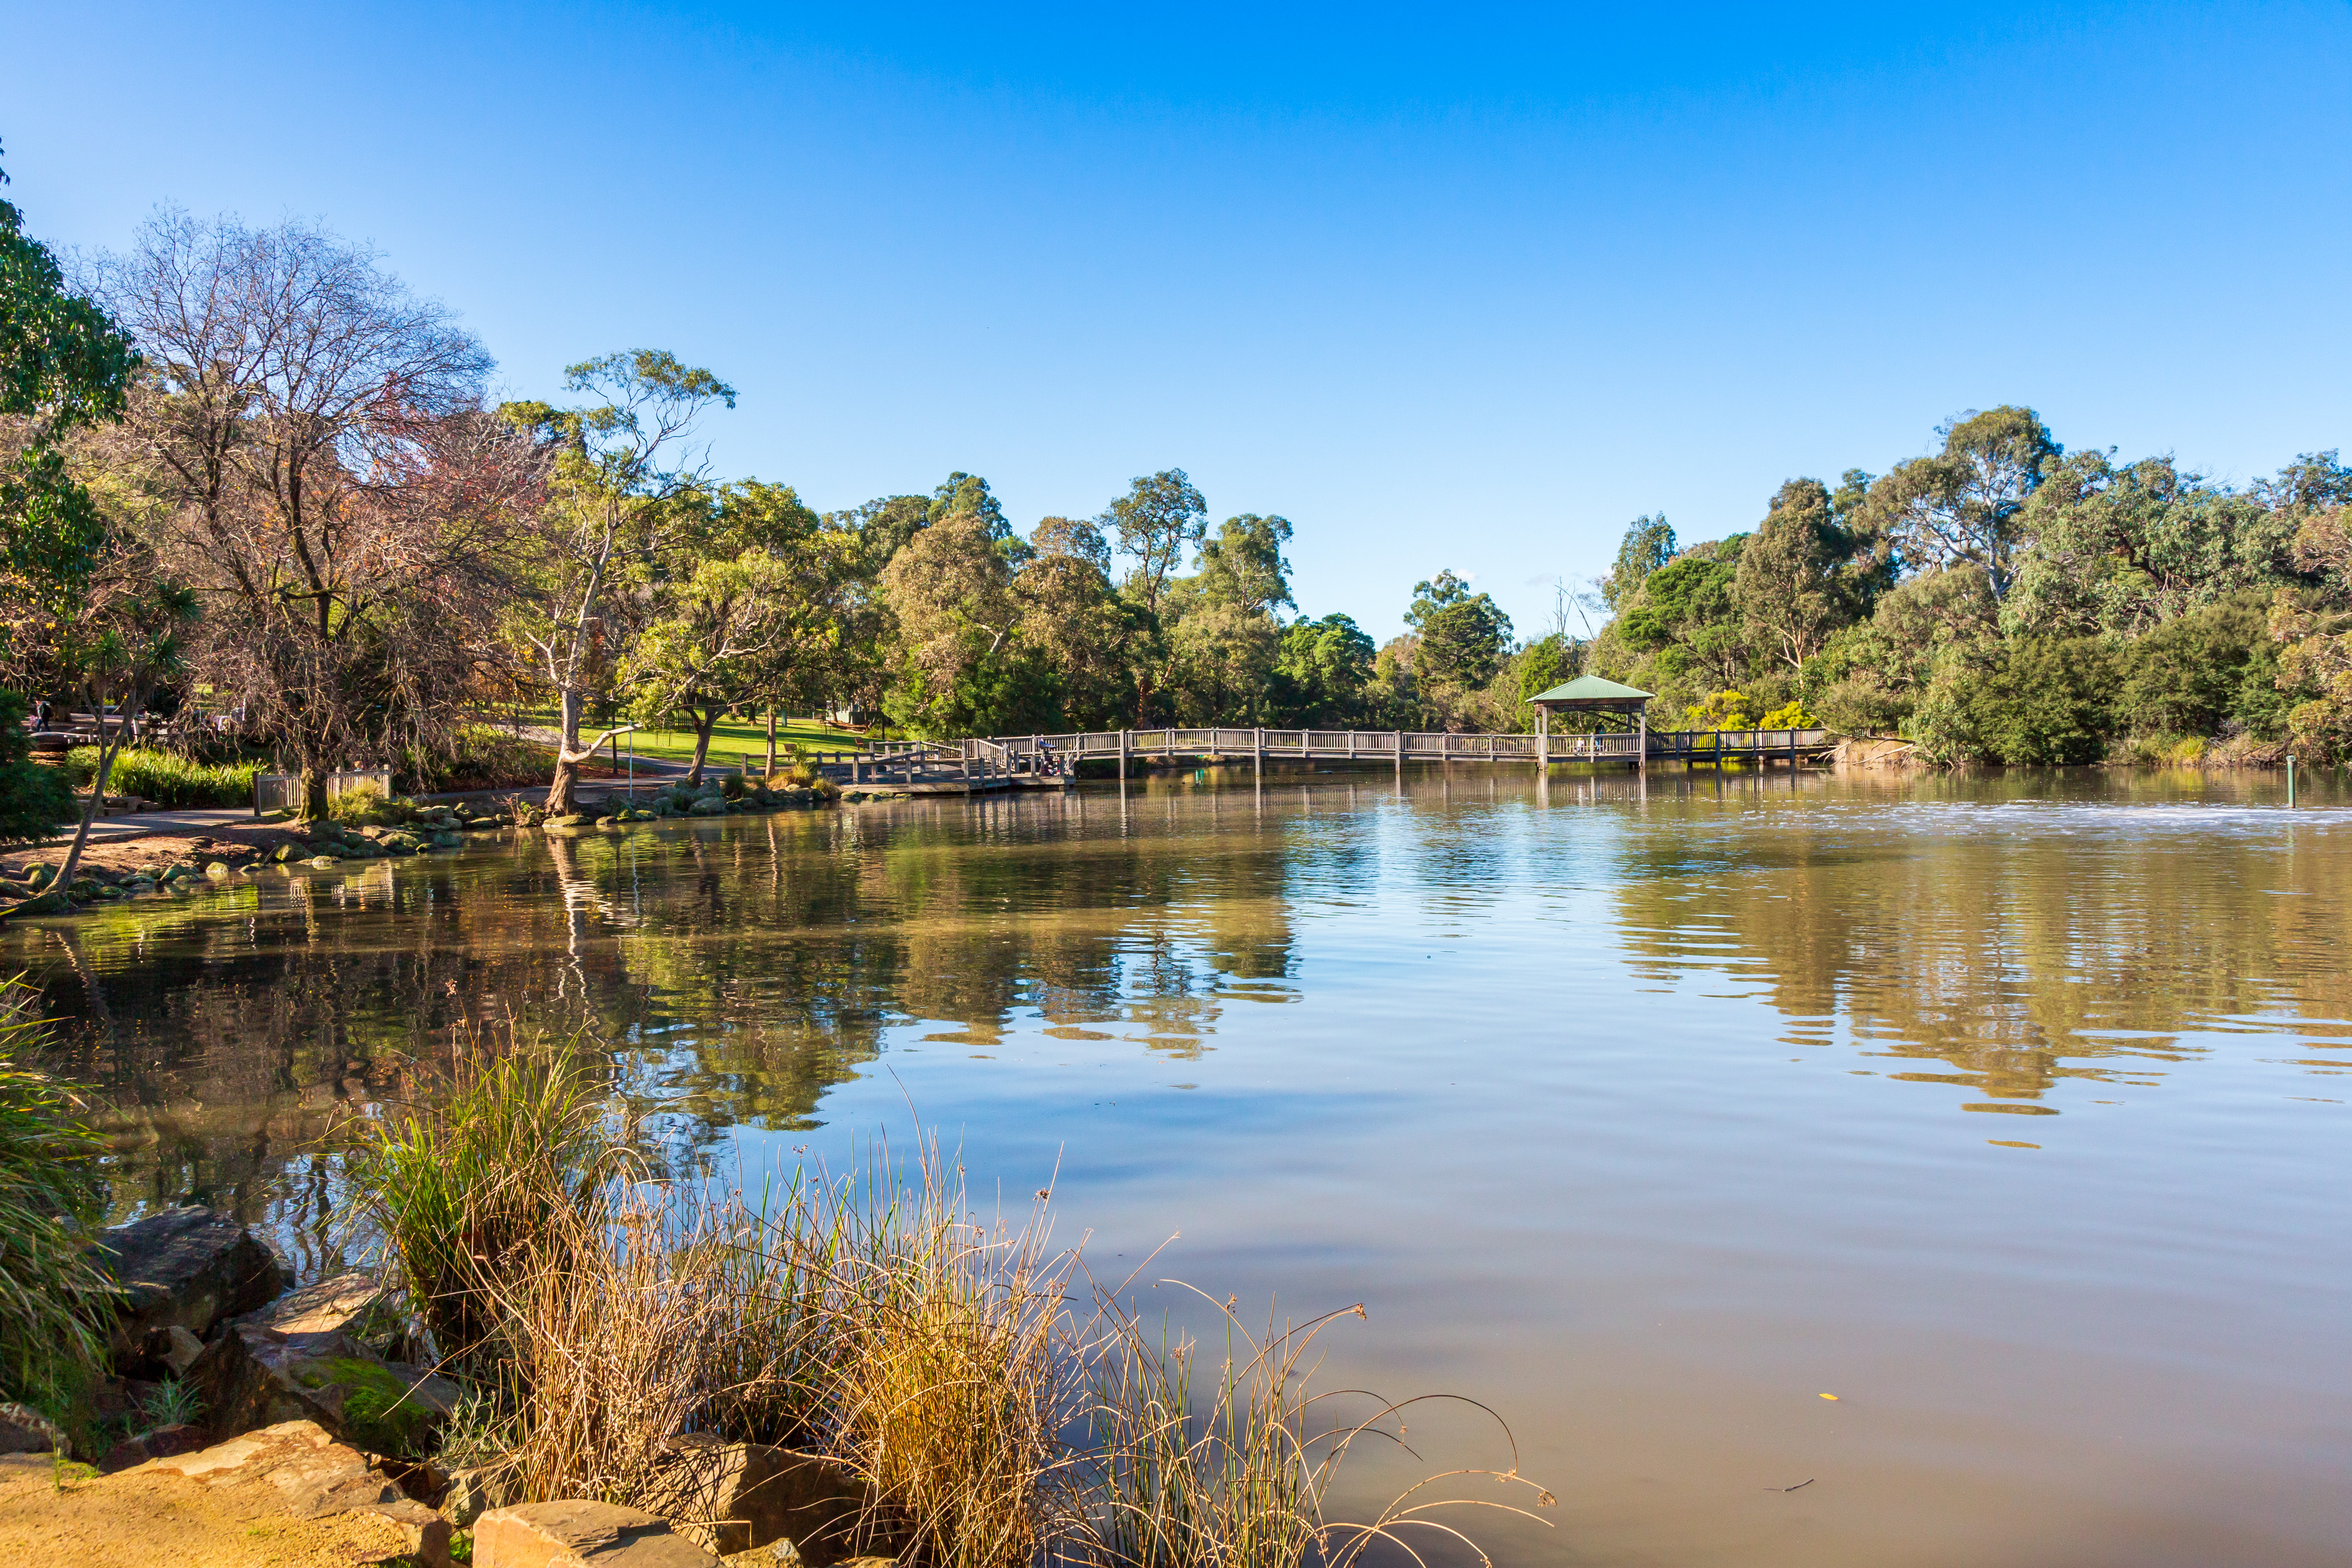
[{"left": 8, "top": 765, "right": 2348, "bottom": 1567}]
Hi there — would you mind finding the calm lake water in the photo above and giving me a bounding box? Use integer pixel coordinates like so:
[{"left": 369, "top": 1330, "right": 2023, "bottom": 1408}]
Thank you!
[{"left": 8, "top": 767, "right": 2350, "bottom": 1567}]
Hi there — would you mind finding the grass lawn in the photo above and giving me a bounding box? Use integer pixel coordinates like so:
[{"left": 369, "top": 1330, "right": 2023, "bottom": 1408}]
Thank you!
[{"left": 517, "top": 713, "right": 868, "bottom": 770}]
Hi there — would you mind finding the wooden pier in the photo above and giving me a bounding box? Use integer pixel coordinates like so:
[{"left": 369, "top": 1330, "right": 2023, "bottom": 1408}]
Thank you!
[{"left": 802, "top": 726, "right": 1834, "bottom": 792}]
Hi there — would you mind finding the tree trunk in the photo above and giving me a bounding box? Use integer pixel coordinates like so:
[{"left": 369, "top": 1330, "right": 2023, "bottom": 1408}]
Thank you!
[
  {"left": 54, "top": 697, "right": 141, "bottom": 895},
  {"left": 764, "top": 708, "right": 777, "bottom": 778},
  {"left": 544, "top": 686, "right": 585, "bottom": 814},
  {"left": 686, "top": 703, "right": 719, "bottom": 785},
  {"left": 300, "top": 764, "right": 330, "bottom": 821}
]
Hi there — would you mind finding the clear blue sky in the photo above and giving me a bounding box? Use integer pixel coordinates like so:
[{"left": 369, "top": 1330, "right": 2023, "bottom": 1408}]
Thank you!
[{"left": 9, "top": 2, "right": 2350, "bottom": 638}]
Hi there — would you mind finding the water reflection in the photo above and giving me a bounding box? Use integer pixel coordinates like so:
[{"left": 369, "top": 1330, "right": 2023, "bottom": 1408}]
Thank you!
[{"left": 6, "top": 769, "right": 2346, "bottom": 1230}]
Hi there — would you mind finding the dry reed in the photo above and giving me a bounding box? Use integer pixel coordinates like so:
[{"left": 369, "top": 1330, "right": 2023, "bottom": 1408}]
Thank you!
[{"left": 345, "top": 1054, "right": 1551, "bottom": 1567}]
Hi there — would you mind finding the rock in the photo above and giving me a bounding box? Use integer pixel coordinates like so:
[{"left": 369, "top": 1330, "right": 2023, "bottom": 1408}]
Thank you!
[
  {"left": 309, "top": 854, "right": 341, "bottom": 867},
  {"left": 0, "top": 1402, "right": 67, "bottom": 1455},
  {"left": 442, "top": 1461, "right": 519, "bottom": 1528},
  {"left": 643, "top": 1437, "right": 871, "bottom": 1562},
  {"left": 720, "top": 1543, "right": 805, "bottom": 1568},
  {"left": 139, "top": 1323, "right": 207, "bottom": 1376},
  {"left": 204, "top": 861, "right": 230, "bottom": 879},
  {"left": 141, "top": 1419, "right": 453, "bottom": 1567},
  {"left": 24, "top": 863, "right": 54, "bottom": 890},
  {"left": 98, "top": 1421, "right": 205, "bottom": 1473},
  {"left": 98, "top": 1206, "right": 285, "bottom": 1362},
  {"left": 689, "top": 797, "right": 730, "bottom": 817},
  {"left": 191, "top": 1273, "right": 456, "bottom": 1457},
  {"left": 476, "top": 1499, "right": 720, "bottom": 1567}
]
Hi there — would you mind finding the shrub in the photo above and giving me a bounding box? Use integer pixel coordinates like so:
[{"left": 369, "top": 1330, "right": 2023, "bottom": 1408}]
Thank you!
[
  {"left": 328, "top": 779, "right": 391, "bottom": 824},
  {"left": 1960, "top": 636, "right": 2119, "bottom": 765},
  {"left": 2116, "top": 595, "right": 2283, "bottom": 741},
  {"left": 62, "top": 746, "right": 262, "bottom": 809},
  {"left": 0, "top": 978, "right": 116, "bottom": 1413},
  {"left": 1758, "top": 698, "right": 1815, "bottom": 728},
  {"left": 1682, "top": 689, "right": 1753, "bottom": 730},
  {"left": 0, "top": 693, "right": 74, "bottom": 845}
]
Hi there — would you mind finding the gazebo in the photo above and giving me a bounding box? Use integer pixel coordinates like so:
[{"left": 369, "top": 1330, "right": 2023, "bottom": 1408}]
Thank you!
[{"left": 1526, "top": 673, "right": 1655, "bottom": 766}]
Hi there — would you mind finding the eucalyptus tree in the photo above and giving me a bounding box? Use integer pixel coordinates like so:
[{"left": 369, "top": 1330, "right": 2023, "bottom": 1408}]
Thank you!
[
  {"left": 1735, "top": 477, "right": 1874, "bottom": 670},
  {"left": 503, "top": 350, "right": 734, "bottom": 812},
  {"left": 1861, "top": 406, "right": 2058, "bottom": 600},
  {"left": 94, "top": 212, "right": 532, "bottom": 817}
]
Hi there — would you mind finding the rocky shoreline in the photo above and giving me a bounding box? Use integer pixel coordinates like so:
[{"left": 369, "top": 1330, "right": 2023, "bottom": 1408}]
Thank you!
[{"left": 0, "top": 1205, "right": 881, "bottom": 1568}]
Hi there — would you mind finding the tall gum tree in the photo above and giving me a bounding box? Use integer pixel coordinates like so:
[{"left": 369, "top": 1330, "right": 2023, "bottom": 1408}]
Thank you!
[{"left": 503, "top": 351, "right": 734, "bottom": 813}]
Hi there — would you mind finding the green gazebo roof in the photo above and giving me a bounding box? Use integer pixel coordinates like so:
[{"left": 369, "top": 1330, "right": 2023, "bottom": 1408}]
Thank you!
[{"left": 1526, "top": 674, "right": 1653, "bottom": 705}]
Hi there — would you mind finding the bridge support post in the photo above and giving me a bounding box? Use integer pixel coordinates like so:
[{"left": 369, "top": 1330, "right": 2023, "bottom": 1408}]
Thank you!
[
  {"left": 1637, "top": 709, "right": 1648, "bottom": 772},
  {"left": 1118, "top": 728, "right": 1129, "bottom": 783},
  {"left": 1254, "top": 727, "right": 1263, "bottom": 783},
  {"left": 1394, "top": 730, "right": 1403, "bottom": 781}
]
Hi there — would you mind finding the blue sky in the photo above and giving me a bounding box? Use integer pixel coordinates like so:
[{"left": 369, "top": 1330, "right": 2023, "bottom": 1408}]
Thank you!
[{"left": 8, "top": 2, "right": 2349, "bottom": 637}]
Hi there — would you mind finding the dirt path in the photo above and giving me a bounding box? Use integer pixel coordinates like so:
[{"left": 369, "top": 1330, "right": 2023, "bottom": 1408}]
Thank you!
[{"left": 0, "top": 1453, "right": 420, "bottom": 1568}]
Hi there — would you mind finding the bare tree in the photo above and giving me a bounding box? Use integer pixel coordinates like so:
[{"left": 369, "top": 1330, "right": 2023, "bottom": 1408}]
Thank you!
[
  {"left": 94, "top": 213, "right": 533, "bottom": 816},
  {"left": 502, "top": 351, "right": 734, "bottom": 813}
]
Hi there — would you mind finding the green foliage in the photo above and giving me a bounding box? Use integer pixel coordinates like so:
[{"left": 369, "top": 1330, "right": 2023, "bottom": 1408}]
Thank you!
[
  {"left": 0, "top": 977, "right": 115, "bottom": 1412},
  {"left": 0, "top": 692, "right": 71, "bottom": 844},
  {"left": 0, "top": 145, "right": 140, "bottom": 608},
  {"left": 1603, "top": 514, "right": 1676, "bottom": 611},
  {"left": 1950, "top": 636, "right": 2120, "bottom": 765},
  {"left": 2114, "top": 595, "right": 2286, "bottom": 741},
  {"left": 1405, "top": 570, "right": 1513, "bottom": 691},
  {"left": 63, "top": 745, "right": 261, "bottom": 808},
  {"left": 341, "top": 1039, "right": 609, "bottom": 1362},
  {"left": 1267, "top": 614, "right": 1376, "bottom": 726}
]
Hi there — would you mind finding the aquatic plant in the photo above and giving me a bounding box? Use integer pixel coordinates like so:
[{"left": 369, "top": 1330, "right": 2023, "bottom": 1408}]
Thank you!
[{"left": 0, "top": 977, "right": 116, "bottom": 1413}]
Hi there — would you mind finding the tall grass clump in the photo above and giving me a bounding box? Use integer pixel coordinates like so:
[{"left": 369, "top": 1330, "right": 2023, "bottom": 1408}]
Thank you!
[
  {"left": 345, "top": 1044, "right": 1549, "bottom": 1567},
  {"left": 342, "top": 1033, "right": 612, "bottom": 1363},
  {"left": 0, "top": 977, "right": 117, "bottom": 1413},
  {"left": 64, "top": 745, "right": 263, "bottom": 808}
]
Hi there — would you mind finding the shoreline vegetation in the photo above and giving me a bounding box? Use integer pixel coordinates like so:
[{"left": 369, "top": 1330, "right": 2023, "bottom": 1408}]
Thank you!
[
  {"left": 2, "top": 185, "right": 2348, "bottom": 894},
  {"left": 0, "top": 1012, "right": 1553, "bottom": 1566}
]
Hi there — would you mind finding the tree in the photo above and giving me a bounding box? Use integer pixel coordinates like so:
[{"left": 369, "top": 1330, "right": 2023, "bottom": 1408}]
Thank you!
[
  {"left": 0, "top": 145, "right": 138, "bottom": 844},
  {"left": 504, "top": 350, "right": 735, "bottom": 812},
  {"left": 96, "top": 212, "right": 530, "bottom": 817},
  {"left": 1406, "top": 570, "right": 1514, "bottom": 694},
  {"left": 1861, "top": 406, "right": 2059, "bottom": 600},
  {"left": 879, "top": 498, "right": 1020, "bottom": 735},
  {"left": 1102, "top": 468, "right": 1206, "bottom": 618},
  {"left": 1736, "top": 477, "right": 1866, "bottom": 670},
  {"left": 1602, "top": 514, "right": 1676, "bottom": 611},
  {"left": 1015, "top": 516, "right": 1135, "bottom": 728},
  {"left": 1268, "top": 613, "right": 1376, "bottom": 726},
  {"left": 22, "top": 536, "right": 198, "bottom": 895},
  {"left": 1100, "top": 468, "right": 1206, "bottom": 721},
  {"left": 2006, "top": 452, "right": 2297, "bottom": 638},
  {"left": 0, "top": 145, "right": 138, "bottom": 603}
]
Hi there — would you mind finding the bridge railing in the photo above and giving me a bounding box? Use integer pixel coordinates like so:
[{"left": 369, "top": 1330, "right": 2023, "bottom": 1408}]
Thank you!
[{"left": 948, "top": 726, "right": 1832, "bottom": 765}]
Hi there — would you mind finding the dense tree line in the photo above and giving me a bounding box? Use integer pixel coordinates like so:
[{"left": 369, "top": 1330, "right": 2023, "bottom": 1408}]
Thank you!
[
  {"left": 1586, "top": 407, "right": 2352, "bottom": 764},
  {"left": 6, "top": 186, "right": 2351, "bottom": 862}
]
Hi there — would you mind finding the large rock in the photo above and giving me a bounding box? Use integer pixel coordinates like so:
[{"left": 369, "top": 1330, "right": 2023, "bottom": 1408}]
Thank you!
[
  {"left": 642, "top": 1436, "right": 871, "bottom": 1562},
  {"left": 0, "top": 1403, "right": 67, "bottom": 1456},
  {"left": 191, "top": 1272, "right": 457, "bottom": 1457},
  {"left": 140, "top": 1418, "right": 451, "bottom": 1566},
  {"left": 97, "top": 1206, "right": 285, "bottom": 1363},
  {"left": 476, "top": 1499, "right": 719, "bottom": 1567}
]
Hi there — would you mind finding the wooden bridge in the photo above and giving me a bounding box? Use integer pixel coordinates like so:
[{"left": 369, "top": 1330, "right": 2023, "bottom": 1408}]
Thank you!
[{"left": 804, "top": 726, "right": 1835, "bottom": 793}]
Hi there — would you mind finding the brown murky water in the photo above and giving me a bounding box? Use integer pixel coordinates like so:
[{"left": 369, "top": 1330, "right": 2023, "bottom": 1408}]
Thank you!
[{"left": 8, "top": 766, "right": 2349, "bottom": 1566}]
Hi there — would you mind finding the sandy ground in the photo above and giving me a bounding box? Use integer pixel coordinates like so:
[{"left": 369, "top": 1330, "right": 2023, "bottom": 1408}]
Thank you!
[
  {"left": 0, "top": 818, "right": 319, "bottom": 888},
  {"left": 0, "top": 1453, "right": 422, "bottom": 1568}
]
